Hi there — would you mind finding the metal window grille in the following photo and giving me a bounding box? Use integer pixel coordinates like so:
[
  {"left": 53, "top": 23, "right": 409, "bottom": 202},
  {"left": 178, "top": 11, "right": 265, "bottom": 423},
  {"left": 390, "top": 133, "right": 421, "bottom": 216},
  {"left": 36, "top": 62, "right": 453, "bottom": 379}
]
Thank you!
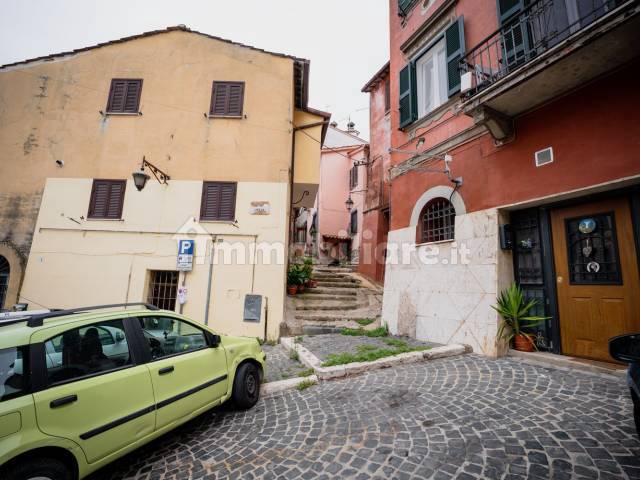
[
  {"left": 147, "top": 270, "right": 178, "bottom": 311},
  {"left": 0, "top": 256, "right": 9, "bottom": 309},
  {"left": 420, "top": 198, "right": 455, "bottom": 243}
]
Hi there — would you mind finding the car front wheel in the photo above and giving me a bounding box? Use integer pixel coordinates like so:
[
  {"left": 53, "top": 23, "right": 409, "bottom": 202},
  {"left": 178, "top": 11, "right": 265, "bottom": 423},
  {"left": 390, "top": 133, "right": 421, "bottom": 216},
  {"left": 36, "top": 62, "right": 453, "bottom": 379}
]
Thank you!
[
  {"left": 4, "top": 457, "right": 73, "bottom": 480},
  {"left": 232, "top": 362, "right": 260, "bottom": 409}
]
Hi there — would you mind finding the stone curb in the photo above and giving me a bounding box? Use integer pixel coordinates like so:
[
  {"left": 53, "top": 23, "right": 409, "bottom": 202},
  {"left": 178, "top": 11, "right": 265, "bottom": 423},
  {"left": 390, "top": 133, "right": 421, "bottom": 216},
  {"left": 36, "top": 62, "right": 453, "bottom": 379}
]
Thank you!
[
  {"left": 280, "top": 337, "right": 470, "bottom": 381},
  {"left": 262, "top": 375, "right": 319, "bottom": 397}
]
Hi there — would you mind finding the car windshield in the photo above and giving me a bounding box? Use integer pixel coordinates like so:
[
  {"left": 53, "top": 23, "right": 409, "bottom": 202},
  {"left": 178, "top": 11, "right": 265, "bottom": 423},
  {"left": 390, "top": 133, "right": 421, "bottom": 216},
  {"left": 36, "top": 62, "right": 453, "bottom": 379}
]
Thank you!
[{"left": 0, "top": 347, "right": 27, "bottom": 402}]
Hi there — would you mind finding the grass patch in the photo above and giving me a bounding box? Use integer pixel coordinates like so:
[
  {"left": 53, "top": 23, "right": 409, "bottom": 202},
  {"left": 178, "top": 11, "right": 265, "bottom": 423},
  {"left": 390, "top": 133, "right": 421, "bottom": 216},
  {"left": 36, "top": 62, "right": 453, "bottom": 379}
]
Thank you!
[
  {"left": 382, "top": 338, "right": 407, "bottom": 348},
  {"left": 321, "top": 343, "right": 429, "bottom": 367},
  {"left": 355, "top": 318, "right": 376, "bottom": 326},
  {"left": 289, "top": 349, "right": 300, "bottom": 361},
  {"left": 294, "top": 336, "right": 304, "bottom": 344},
  {"left": 340, "top": 325, "right": 388, "bottom": 337},
  {"left": 258, "top": 338, "right": 277, "bottom": 346},
  {"left": 298, "top": 367, "right": 315, "bottom": 377},
  {"left": 296, "top": 379, "right": 316, "bottom": 391}
]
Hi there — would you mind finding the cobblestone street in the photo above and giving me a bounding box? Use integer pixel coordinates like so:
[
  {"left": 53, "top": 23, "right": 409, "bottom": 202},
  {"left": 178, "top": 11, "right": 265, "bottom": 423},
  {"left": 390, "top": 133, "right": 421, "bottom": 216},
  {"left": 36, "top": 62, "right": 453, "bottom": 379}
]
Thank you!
[{"left": 95, "top": 356, "right": 639, "bottom": 480}]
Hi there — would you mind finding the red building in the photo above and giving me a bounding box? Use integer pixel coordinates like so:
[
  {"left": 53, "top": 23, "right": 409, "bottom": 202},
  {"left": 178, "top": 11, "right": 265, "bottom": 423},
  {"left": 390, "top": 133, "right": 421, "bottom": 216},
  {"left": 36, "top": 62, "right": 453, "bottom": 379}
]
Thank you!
[
  {"left": 377, "top": 0, "right": 640, "bottom": 359},
  {"left": 360, "top": 63, "right": 392, "bottom": 283}
]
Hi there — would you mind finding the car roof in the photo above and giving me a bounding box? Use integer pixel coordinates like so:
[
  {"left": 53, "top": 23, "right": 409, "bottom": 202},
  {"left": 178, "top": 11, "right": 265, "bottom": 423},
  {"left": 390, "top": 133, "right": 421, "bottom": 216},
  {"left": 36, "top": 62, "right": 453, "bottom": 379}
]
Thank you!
[{"left": 0, "top": 308, "right": 178, "bottom": 349}]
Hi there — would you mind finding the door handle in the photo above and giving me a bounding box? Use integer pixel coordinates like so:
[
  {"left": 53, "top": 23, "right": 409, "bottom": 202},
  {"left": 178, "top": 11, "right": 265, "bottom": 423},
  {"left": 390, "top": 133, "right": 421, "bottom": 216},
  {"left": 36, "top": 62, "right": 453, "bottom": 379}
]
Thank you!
[
  {"left": 50, "top": 395, "right": 78, "bottom": 409},
  {"left": 159, "top": 366, "right": 175, "bottom": 375}
]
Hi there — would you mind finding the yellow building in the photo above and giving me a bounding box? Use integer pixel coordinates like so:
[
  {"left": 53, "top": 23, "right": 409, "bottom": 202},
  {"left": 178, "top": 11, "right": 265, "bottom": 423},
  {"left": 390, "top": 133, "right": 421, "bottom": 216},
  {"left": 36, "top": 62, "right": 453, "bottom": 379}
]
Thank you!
[{"left": 0, "top": 26, "right": 328, "bottom": 339}]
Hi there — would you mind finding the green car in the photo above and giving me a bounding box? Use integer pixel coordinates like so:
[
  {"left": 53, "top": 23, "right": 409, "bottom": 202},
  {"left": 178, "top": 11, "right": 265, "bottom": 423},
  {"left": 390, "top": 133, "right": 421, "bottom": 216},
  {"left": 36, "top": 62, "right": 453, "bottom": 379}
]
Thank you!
[{"left": 0, "top": 303, "right": 266, "bottom": 480}]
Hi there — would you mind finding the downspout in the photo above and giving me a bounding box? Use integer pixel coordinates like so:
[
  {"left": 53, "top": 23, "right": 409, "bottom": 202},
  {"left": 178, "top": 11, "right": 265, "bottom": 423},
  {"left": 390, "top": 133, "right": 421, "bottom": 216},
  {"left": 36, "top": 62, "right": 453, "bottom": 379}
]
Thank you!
[{"left": 203, "top": 235, "right": 217, "bottom": 326}]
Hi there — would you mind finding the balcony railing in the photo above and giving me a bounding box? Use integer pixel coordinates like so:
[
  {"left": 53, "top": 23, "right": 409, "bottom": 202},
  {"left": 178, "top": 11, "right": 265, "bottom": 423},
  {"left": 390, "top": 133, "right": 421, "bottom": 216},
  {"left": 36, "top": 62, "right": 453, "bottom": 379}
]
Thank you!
[{"left": 460, "top": 0, "right": 627, "bottom": 97}]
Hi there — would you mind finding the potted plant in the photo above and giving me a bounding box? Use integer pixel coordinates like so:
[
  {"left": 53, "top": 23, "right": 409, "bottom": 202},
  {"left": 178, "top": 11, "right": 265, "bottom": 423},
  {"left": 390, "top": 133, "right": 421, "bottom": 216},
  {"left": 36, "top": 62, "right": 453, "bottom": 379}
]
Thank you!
[
  {"left": 287, "top": 266, "right": 301, "bottom": 296},
  {"left": 492, "top": 283, "right": 548, "bottom": 352},
  {"left": 302, "top": 256, "right": 316, "bottom": 288}
]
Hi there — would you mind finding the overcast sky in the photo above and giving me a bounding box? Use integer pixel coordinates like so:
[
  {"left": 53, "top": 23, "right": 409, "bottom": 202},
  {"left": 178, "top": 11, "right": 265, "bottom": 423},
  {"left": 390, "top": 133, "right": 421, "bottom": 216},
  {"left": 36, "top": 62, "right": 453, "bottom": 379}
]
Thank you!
[{"left": 0, "top": 0, "right": 389, "bottom": 140}]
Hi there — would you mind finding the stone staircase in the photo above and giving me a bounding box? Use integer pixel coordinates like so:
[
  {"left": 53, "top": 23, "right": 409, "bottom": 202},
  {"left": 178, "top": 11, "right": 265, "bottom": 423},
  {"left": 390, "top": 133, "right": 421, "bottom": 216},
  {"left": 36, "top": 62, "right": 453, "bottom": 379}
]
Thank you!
[{"left": 283, "top": 266, "right": 382, "bottom": 335}]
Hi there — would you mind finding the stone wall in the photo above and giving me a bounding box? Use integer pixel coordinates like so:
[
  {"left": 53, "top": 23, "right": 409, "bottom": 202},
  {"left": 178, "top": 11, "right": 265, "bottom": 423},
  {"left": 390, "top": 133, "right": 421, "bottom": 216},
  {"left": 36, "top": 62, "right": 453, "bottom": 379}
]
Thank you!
[{"left": 381, "top": 208, "right": 514, "bottom": 357}]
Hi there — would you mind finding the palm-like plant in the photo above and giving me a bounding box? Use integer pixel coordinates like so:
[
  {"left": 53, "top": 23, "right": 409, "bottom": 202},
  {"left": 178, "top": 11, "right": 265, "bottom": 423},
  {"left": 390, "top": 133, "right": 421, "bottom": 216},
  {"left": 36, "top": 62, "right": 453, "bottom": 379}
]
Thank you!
[{"left": 492, "top": 283, "right": 548, "bottom": 349}]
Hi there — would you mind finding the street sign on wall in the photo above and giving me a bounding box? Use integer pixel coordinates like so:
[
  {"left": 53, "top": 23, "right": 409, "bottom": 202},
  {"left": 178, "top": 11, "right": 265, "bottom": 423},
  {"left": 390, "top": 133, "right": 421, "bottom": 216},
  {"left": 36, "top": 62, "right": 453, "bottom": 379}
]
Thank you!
[{"left": 177, "top": 239, "right": 195, "bottom": 271}]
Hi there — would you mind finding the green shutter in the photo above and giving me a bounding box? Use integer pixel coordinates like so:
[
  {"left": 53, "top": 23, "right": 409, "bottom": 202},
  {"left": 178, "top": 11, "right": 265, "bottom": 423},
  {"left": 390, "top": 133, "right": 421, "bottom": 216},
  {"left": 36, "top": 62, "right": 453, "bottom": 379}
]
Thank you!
[
  {"left": 398, "top": 63, "right": 416, "bottom": 128},
  {"left": 445, "top": 17, "right": 465, "bottom": 97},
  {"left": 496, "top": 0, "right": 528, "bottom": 71}
]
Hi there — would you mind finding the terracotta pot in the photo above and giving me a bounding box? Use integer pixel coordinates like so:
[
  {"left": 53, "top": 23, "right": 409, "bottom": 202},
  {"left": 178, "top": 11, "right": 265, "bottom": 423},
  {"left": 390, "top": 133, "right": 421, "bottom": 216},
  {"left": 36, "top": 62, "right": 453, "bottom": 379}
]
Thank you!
[
  {"left": 513, "top": 334, "right": 535, "bottom": 352},
  {"left": 287, "top": 285, "right": 297, "bottom": 296},
  {"left": 297, "top": 284, "right": 305, "bottom": 293}
]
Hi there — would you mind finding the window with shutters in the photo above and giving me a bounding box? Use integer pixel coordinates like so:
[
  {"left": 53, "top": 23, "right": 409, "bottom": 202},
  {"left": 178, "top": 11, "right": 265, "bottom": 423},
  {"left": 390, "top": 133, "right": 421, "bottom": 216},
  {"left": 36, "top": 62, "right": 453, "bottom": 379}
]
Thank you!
[
  {"left": 88, "top": 180, "right": 126, "bottom": 219},
  {"left": 106, "top": 79, "right": 142, "bottom": 114},
  {"left": 384, "top": 77, "right": 391, "bottom": 113},
  {"left": 349, "top": 166, "right": 359, "bottom": 190},
  {"left": 418, "top": 198, "right": 456, "bottom": 243},
  {"left": 209, "top": 81, "right": 245, "bottom": 117},
  {"left": 200, "top": 181, "right": 237, "bottom": 221},
  {"left": 398, "top": 18, "right": 465, "bottom": 128},
  {"left": 350, "top": 210, "right": 358, "bottom": 235}
]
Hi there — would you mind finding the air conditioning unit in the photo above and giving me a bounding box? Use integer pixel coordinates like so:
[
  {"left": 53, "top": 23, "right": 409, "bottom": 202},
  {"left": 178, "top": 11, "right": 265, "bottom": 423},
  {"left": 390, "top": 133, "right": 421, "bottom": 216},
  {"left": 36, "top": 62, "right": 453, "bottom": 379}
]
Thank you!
[
  {"left": 535, "top": 147, "right": 554, "bottom": 167},
  {"left": 460, "top": 71, "right": 473, "bottom": 94}
]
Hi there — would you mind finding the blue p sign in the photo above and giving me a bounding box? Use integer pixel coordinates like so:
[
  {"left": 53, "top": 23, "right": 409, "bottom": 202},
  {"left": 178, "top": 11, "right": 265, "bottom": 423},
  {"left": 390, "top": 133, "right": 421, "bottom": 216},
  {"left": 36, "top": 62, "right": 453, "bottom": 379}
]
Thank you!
[{"left": 178, "top": 240, "right": 195, "bottom": 255}]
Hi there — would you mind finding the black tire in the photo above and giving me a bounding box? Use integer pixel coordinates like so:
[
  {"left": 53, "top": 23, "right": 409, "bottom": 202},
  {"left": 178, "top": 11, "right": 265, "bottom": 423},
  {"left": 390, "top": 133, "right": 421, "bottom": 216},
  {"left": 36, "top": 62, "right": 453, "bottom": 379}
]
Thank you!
[
  {"left": 631, "top": 388, "right": 640, "bottom": 440},
  {"left": 232, "top": 362, "right": 260, "bottom": 410},
  {"left": 4, "top": 457, "right": 72, "bottom": 480}
]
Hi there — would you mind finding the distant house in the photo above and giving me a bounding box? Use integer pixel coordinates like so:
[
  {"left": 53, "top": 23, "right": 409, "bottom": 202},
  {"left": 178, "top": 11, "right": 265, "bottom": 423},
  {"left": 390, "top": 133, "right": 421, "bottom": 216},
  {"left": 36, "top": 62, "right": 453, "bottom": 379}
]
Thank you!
[
  {"left": 0, "top": 25, "right": 329, "bottom": 340},
  {"left": 303, "top": 124, "right": 368, "bottom": 264}
]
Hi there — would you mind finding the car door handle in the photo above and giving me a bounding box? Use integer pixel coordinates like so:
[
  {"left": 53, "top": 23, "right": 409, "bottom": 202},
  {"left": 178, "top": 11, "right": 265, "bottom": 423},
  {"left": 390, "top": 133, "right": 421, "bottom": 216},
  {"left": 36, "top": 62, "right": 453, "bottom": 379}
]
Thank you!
[
  {"left": 50, "top": 395, "right": 78, "bottom": 409},
  {"left": 159, "top": 366, "right": 175, "bottom": 375}
]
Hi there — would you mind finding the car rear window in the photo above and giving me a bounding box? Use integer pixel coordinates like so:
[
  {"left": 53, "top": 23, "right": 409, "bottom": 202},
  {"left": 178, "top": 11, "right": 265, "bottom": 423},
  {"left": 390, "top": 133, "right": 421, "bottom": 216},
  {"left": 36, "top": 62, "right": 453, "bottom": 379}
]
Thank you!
[{"left": 0, "top": 346, "right": 28, "bottom": 402}]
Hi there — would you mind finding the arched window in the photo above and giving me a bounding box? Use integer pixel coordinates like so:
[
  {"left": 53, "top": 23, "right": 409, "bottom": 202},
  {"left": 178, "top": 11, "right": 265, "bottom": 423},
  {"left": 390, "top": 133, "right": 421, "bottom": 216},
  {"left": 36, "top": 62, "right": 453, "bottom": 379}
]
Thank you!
[
  {"left": 418, "top": 198, "right": 456, "bottom": 243},
  {"left": 0, "top": 255, "right": 9, "bottom": 309}
]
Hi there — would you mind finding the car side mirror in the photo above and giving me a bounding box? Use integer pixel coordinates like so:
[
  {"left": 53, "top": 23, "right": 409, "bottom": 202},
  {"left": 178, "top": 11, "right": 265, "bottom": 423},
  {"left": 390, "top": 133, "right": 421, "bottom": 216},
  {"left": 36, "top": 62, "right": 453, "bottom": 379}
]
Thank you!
[
  {"left": 609, "top": 333, "right": 640, "bottom": 363},
  {"left": 206, "top": 332, "right": 221, "bottom": 348},
  {"left": 115, "top": 330, "right": 125, "bottom": 342}
]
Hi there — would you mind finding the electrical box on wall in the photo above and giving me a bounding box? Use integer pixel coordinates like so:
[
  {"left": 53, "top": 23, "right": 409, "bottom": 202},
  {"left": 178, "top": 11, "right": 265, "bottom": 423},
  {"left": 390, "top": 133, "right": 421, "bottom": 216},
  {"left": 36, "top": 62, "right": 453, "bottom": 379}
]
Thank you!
[{"left": 499, "top": 224, "right": 513, "bottom": 250}]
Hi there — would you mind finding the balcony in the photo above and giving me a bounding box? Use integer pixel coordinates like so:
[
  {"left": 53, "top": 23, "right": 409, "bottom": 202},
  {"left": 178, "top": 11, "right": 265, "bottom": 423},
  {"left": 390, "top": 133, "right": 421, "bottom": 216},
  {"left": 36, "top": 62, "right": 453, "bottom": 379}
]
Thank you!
[{"left": 460, "top": 0, "right": 640, "bottom": 141}]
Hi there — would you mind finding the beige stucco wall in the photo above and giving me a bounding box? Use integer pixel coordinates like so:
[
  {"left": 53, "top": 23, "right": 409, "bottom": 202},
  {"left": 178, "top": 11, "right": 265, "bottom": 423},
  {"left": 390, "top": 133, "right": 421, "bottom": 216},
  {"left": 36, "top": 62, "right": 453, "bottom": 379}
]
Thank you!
[
  {"left": 21, "top": 178, "right": 288, "bottom": 339},
  {"left": 292, "top": 109, "right": 323, "bottom": 208},
  {"left": 0, "top": 30, "right": 298, "bottom": 306}
]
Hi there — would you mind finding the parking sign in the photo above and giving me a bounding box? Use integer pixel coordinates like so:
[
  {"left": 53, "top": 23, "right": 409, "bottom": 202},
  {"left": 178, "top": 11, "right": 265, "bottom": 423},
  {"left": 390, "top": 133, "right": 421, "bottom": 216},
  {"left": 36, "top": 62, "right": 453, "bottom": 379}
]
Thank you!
[{"left": 177, "top": 239, "right": 195, "bottom": 271}]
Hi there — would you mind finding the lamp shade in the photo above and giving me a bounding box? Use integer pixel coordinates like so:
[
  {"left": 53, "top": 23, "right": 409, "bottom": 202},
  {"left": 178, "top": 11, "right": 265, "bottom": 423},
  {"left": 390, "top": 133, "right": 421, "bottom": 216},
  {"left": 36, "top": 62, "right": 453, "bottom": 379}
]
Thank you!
[
  {"left": 132, "top": 170, "right": 150, "bottom": 191},
  {"left": 345, "top": 195, "right": 354, "bottom": 212}
]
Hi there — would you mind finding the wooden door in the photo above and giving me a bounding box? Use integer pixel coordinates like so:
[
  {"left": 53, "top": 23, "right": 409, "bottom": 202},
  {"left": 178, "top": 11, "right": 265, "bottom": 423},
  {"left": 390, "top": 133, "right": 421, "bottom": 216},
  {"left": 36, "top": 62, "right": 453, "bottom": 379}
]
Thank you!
[{"left": 551, "top": 197, "right": 640, "bottom": 362}]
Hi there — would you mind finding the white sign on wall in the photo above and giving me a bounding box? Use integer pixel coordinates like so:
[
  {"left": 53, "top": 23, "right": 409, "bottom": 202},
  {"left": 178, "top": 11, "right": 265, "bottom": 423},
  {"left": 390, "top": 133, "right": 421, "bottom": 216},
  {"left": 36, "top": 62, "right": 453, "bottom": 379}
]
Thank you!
[{"left": 249, "top": 201, "right": 271, "bottom": 215}]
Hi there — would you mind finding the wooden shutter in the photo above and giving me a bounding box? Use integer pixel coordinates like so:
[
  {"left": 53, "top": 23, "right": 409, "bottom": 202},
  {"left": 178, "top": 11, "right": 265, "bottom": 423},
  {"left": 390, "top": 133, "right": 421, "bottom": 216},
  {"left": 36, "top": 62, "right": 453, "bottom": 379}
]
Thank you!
[
  {"left": 210, "top": 82, "right": 245, "bottom": 117},
  {"left": 384, "top": 77, "right": 391, "bottom": 112},
  {"left": 497, "top": 0, "right": 528, "bottom": 71},
  {"left": 107, "top": 79, "right": 142, "bottom": 113},
  {"left": 398, "top": 63, "right": 416, "bottom": 128},
  {"left": 200, "top": 181, "right": 237, "bottom": 221},
  {"left": 88, "top": 180, "right": 126, "bottom": 219},
  {"left": 445, "top": 17, "right": 466, "bottom": 97},
  {"left": 398, "top": 0, "right": 414, "bottom": 15}
]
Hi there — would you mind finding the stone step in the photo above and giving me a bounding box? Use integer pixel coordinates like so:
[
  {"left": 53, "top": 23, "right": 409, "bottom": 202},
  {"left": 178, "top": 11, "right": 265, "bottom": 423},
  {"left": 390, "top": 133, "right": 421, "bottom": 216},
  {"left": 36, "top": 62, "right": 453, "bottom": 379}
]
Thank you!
[
  {"left": 295, "top": 302, "right": 359, "bottom": 311},
  {"left": 295, "top": 312, "right": 375, "bottom": 321},
  {"left": 312, "top": 273, "right": 354, "bottom": 281},
  {"left": 297, "top": 291, "right": 357, "bottom": 299},
  {"left": 313, "top": 267, "right": 355, "bottom": 274},
  {"left": 315, "top": 281, "right": 360, "bottom": 288}
]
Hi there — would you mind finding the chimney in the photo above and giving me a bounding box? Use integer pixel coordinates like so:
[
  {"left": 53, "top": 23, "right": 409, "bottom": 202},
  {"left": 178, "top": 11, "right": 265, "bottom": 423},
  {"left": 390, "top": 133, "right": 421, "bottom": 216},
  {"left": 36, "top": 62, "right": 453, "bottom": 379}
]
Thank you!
[{"left": 347, "top": 121, "right": 360, "bottom": 136}]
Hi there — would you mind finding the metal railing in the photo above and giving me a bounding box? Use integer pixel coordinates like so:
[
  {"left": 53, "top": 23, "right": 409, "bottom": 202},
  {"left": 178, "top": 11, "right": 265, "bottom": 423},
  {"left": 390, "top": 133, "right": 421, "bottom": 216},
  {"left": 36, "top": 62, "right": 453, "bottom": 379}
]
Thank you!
[{"left": 460, "top": 0, "right": 627, "bottom": 97}]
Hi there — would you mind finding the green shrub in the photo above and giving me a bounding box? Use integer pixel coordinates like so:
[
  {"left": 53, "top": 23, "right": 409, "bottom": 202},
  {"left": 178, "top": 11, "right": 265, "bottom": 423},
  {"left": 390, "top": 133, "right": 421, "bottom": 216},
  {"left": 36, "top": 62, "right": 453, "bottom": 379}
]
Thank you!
[{"left": 340, "top": 325, "right": 388, "bottom": 337}]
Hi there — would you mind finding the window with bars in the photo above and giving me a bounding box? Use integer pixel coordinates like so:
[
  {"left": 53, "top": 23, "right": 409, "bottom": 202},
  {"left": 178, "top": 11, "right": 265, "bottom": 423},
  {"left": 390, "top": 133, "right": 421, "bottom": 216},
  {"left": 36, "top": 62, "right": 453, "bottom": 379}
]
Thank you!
[
  {"left": 209, "top": 81, "right": 245, "bottom": 117},
  {"left": 418, "top": 198, "right": 455, "bottom": 243},
  {"left": 88, "top": 179, "right": 126, "bottom": 219},
  {"left": 106, "top": 79, "right": 142, "bottom": 114},
  {"left": 146, "top": 270, "right": 179, "bottom": 311},
  {"left": 200, "top": 181, "right": 237, "bottom": 221}
]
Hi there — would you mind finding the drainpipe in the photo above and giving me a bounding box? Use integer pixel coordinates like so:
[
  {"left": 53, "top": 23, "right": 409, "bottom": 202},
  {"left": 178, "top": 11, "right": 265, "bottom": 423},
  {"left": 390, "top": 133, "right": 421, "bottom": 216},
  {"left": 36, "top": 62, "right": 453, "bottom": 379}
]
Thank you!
[{"left": 203, "top": 235, "right": 217, "bottom": 326}]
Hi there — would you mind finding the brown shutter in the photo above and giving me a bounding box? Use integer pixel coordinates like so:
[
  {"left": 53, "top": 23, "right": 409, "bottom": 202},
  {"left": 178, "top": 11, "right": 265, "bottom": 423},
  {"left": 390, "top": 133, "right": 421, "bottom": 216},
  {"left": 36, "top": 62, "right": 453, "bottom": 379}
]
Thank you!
[
  {"left": 88, "top": 180, "right": 126, "bottom": 219},
  {"left": 107, "top": 79, "right": 142, "bottom": 113},
  {"left": 200, "top": 181, "right": 237, "bottom": 221},
  {"left": 210, "top": 82, "right": 244, "bottom": 117}
]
